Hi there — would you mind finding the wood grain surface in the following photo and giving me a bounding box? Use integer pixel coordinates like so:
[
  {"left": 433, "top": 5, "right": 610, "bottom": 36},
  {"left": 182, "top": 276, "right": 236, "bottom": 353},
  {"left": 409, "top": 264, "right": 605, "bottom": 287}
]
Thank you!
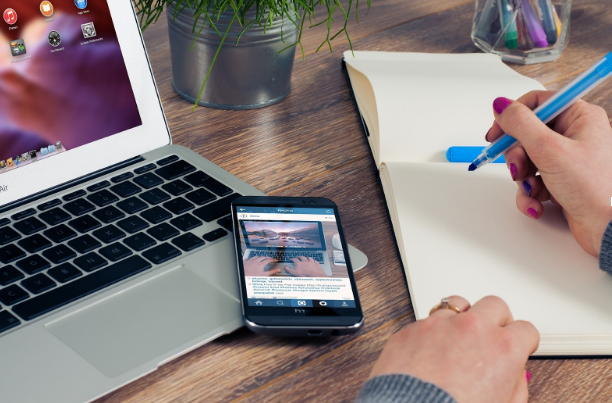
[{"left": 97, "top": 0, "right": 612, "bottom": 402}]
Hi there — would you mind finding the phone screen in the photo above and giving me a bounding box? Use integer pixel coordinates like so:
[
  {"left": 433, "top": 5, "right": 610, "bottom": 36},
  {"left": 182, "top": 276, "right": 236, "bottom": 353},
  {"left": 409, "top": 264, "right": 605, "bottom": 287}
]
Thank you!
[{"left": 235, "top": 206, "right": 356, "bottom": 309}]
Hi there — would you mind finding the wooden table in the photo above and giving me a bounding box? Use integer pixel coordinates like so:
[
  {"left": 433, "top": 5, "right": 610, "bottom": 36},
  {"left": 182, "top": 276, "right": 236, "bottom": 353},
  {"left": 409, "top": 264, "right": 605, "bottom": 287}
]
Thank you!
[{"left": 98, "top": 0, "right": 612, "bottom": 401}]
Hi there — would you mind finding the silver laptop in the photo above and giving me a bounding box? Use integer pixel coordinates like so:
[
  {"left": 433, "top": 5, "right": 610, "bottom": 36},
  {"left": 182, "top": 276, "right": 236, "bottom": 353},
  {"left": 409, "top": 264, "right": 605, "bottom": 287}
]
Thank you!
[
  {"left": 241, "top": 220, "right": 333, "bottom": 276},
  {"left": 0, "top": 1, "right": 264, "bottom": 402}
]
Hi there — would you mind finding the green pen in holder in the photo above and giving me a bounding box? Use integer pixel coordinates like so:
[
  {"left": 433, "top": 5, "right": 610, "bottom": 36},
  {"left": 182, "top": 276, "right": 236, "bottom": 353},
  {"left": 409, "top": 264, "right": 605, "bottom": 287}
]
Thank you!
[{"left": 471, "top": 0, "right": 572, "bottom": 64}]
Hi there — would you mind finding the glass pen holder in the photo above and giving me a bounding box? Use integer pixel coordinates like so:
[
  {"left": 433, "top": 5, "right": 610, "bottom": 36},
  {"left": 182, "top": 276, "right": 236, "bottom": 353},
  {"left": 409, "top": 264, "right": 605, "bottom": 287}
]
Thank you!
[{"left": 471, "top": 0, "right": 572, "bottom": 64}]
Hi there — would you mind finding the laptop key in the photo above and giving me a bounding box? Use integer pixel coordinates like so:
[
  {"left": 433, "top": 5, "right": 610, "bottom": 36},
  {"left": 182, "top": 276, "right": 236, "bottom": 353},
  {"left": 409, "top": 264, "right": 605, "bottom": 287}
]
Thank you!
[
  {"left": 201, "top": 178, "right": 233, "bottom": 197},
  {"left": 68, "top": 235, "right": 101, "bottom": 254},
  {"left": 11, "top": 208, "right": 36, "bottom": 221},
  {"left": 12, "top": 255, "right": 152, "bottom": 321},
  {"left": 141, "top": 206, "right": 172, "bottom": 224},
  {"left": 48, "top": 263, "right": 83, "bottom": 283},
  {"left": 117, "top": 216, "right": 149, "bottom": 234},
  {"left": 18, "top": 234, "right": 52, "bottom": 253},
  {"left": 134, "top": 163, "right": 156, "bottom": 175},
  {"left": 21, "top": 273, "right": 56, "bottom": 295},
  {"left": 87, "top": 190, "right": 118, "bottom": 207},
  {"left": 111, "top": 172, "right": 134, "bottom": 183},
  {"left": 203, "top": 228, "right": 227, "bottom": 242},
  {"left": 117, "top": 197, "right": 148, "bottom": 214},
  {"left": 37, "top": 199, "right": 61, "bottom": 211},
  {"left": 217, "top": 216, "right": 233, "bottom": 232},
  {"left": 16, "top": 254, "right": 51, "bottom": 275},
  {"left": 43, "top": 245, "right": 76, "bottom": 264},
  {"left": 64, "top": 198, "right": 95, "bottom": 216},
  {"left": 193, "top": 193, "right": 241, "bottom": 222},
  {"left": 44, "top": 224, "right": 77, "bottom": 243},
  {"left": 69, "top": 215, "right": 102, "bottom": 233},
  {"left": 124, "top": 232, "right": 156, "bottom": 252},
  {"left": 140, "top": 188, "right": 171, "bottom": 205},
  {"left": 163, "top": 197, "right": 194, "bottom": 215},
  {"left": 172, "top": 233, "right": 205, "bottom": 252},
  {"left": 170, "top": 213, "right": 202, "bottom": 232},
  {"left": 157, "top": 155, "right": 178, "bottom": 166},
  {"left": 0, "top": 244, "right": 26, "bottom": 264},
  {"left": 62, "top": 190, "right": 86, "bottom": 202},
  {"left": 93, "top": 206, "right": 125, "bottom": 224},
  {"left": 133, "top": 173, "right": 164, "bottom": 189},
  {"left": 0, "top": 266, "right": 24, "bottom": 286},
  {"left": 147, "top": 223, "right": 179, "bottom": 241},
  {"left": 0, "top": 227, "right": 21, "bottom": 245},
  {"left": 162, "top": 179, "right": 192, "bottom": 196},
  {"left": 0, "top": 311, "right": 20, "bottom": 334},
  {"left": 110, "top": 181, "right": 141, "bottom": 198},
  {"left": 185, "top": 188, "right": 216, "bottom": 206},
  {"left": 142, "top": 243, "right": 181, "bottom": 265},
  {"left": 0, "top": 218, "right": 9, "bottom": 228},
  {"left": 99, "top": 243, "right": 132, "bottom": 262},
  {"left": 184, "top": 171, "right": 209, "bottom": 187},
  {"left": 93, "top": 225, "right": 126, "bottom": 244},
  {"left": 14, "top": 217, "right": 47, "bottom": 235},
  {"left": 39, "top": 207, "right": 71, "bottom": 226},
  {"left": 73, "top": 252, "right": 108, "bottom": 272},
  {"left": 86, "top": 181, "right": 110, "bottom": 192},
  {"left": 155, "top": 160, "right": 196, "bottom": 181},
  {"left": 0, "top": 285, "right": 29, "bottom": 306}
]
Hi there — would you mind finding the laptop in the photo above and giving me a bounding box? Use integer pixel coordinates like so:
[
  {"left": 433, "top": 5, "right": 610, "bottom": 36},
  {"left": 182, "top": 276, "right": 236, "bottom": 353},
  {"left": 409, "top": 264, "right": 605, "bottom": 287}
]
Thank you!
[
  {"left": 0, "top": 0, "right": 265, "bottom": 402},
  {"left": 240, "top": 220, "right": 333, "bottom": 276}
]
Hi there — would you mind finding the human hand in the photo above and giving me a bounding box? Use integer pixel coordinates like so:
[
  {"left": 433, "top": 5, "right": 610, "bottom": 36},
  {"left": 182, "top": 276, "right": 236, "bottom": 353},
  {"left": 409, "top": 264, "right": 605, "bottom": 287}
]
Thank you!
[
  {"left": 487, "top": 92, "right": 612, "bottom": 256},
  {"left": 243, "top": 256, "right": 281, "bottom": 276},
  {"left": 284, "top": 257, "right": 328, "bottom": 277},
  {"left": 370, "top": 296, "right": 539, "bottom": 403}
]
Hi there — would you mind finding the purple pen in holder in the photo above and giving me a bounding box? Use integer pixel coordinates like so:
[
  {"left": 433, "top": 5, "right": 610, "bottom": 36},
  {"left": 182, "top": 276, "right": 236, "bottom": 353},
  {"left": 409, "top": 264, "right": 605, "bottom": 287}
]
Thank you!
[{"left": 471, "top": 0, "right": 572, "bottom": 64}]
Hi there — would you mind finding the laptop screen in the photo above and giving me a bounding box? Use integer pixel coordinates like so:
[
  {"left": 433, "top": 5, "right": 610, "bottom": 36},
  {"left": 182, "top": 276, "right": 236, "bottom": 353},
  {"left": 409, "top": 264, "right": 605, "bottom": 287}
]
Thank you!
[
  {"left": 240, "top": 221, "right": 325, "bottom": 250},
  {"left": 0, "top": 0, "right": 141, "bottom": 174}
]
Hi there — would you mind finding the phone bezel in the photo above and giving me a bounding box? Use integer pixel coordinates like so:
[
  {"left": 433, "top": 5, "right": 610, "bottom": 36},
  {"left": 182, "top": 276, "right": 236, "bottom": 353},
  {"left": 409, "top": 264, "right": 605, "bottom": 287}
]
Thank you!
[{"left": 231, "top": 196, "right": 364, "bottom": 329}]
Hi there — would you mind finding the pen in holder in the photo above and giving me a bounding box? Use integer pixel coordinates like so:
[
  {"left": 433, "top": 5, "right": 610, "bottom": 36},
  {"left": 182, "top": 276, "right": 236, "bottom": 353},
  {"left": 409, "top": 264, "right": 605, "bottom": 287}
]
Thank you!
[{"left": 471, "top": 0, "right": 571, "bottom": 64}]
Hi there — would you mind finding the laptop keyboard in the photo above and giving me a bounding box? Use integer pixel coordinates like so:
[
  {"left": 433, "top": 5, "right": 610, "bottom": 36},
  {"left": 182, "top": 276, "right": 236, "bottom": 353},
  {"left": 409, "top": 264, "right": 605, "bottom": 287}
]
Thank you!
[
  {"left": 0, "top": 156, "right": 241, "bottom": 333},
  {"left": 248, "top": 250, "right": 325, "bottom": 264}
]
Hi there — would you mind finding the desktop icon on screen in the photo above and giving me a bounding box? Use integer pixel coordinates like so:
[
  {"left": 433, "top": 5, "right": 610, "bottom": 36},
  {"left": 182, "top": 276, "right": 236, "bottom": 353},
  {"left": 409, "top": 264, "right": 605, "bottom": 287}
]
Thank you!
[
  {"left": 81, "top": 22, "right": 96, "bottom": 38},
  {"left": 13, "top": 156, "right": 21, "bottom": 166},
  {"left": 75, "top": 0, "right": 87, "bottom": 10},
  {"left": 40, "top": 1, "right": 54, "bottom": 17},
  {"left": 48, "top": 144, "right": 56, "bottom": 153},
  {"left": 3, "top": 8, "right": 17, "bottom": 25},
  {"left": 10, "top": 39, "right": 26, "bottom": 56},
  {"left": 22, "top": 152, "right": 30, "bottom": 162},
  {"left": 6, "top": 158, "right": 13, "bottom": 167},
  {"left": 0, "top": 161, "right": 6, "bottom": 169},
  {"left": 29, "top": 150, "right": 37, "bottom": 160},
  {"left": 48, "top": 30, "right": 61, "bottom": 47},
  {"left": 56, "top": 141, "right": 62, "bottom": 150},
  {"left": 40, "top": 147, "right": 48, "bottom": 156}
]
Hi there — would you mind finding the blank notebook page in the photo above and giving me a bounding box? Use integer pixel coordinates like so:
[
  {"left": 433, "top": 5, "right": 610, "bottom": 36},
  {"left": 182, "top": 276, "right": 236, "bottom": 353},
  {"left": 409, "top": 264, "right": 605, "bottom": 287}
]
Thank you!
[{"left": 384, "top": 161, "right": 608, "bottom": 354}]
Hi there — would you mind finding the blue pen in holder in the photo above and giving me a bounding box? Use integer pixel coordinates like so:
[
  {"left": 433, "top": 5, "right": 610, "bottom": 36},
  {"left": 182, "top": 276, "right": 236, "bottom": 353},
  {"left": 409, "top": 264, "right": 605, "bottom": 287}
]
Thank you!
[{"left": 471, "top": 0, "right": 572, "bottom": 64}]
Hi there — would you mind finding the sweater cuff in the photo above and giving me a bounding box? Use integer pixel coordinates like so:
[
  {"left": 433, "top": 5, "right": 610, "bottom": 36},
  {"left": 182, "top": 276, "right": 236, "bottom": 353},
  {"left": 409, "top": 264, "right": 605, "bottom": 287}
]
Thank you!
[
  {"left": 355, "top": 374, "right": 457, "bottom": 403},
  {"left": 599, "top": 220, "right": 612, "bottom": 273}
]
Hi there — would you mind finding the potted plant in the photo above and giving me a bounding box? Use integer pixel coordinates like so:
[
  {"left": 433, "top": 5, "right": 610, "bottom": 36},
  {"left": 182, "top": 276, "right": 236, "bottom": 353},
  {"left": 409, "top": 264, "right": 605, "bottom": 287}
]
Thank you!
[{"left": 134, "top": 0, "right": 369, "bottom": 110}]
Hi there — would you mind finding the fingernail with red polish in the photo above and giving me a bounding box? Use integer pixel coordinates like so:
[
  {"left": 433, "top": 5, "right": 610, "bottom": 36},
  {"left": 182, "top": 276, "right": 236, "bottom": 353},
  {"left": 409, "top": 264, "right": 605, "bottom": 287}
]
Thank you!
[
  {"left": 522, "top": 180, "right": 531, "bottom": 197},
  {"left": 509, "top": 163, "right": 517, "bottom": 180},
  {"left": 493, "top": 97, "right": 512, "bottom": 114},
  {"left": 527, "top": 208, "right": 537, "bottom": 219},
  {"left": 526, "top": 371, "right": 532, "bottom": 384},
  {"left": 485, "top": 128, "right": 491, "bottom": 142}
]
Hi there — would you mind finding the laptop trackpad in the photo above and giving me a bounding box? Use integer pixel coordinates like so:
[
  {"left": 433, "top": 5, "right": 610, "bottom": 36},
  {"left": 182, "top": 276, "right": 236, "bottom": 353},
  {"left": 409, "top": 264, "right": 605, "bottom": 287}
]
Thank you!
[{"left": 46, "top": 266, "right": 239, "bottom": 378}]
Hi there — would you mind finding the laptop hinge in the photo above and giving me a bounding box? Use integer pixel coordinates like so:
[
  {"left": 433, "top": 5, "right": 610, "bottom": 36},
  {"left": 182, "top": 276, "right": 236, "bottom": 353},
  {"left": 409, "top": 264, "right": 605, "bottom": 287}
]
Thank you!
[{"left": 0, "top": 156, "right": 145, "bottom": 215}]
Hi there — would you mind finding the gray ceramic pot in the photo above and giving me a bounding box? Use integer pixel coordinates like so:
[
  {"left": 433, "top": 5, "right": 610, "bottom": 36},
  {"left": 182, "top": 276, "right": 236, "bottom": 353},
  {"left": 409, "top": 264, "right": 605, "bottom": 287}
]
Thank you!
[{"left": 167, "top": 5, "right": 298, "bottom": 109}]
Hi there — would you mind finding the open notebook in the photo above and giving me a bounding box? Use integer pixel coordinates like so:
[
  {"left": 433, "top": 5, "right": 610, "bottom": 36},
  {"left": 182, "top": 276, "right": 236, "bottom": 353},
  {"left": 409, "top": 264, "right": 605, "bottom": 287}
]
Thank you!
[{"left": 344, "top": 51, "right": 609, "bottom": 356}]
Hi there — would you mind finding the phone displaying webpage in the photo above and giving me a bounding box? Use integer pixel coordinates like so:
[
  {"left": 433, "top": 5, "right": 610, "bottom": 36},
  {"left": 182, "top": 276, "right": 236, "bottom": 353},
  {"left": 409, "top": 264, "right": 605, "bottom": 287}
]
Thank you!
[{"left": 236, "top": 206, "right": 357, "bottom": 310}]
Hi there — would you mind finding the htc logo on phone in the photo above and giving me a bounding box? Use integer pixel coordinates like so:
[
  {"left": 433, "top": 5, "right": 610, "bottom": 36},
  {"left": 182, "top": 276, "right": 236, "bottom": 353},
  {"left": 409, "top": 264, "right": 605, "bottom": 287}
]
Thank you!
[{"left": 294, "top": 309, "right": 309, "bottom": 314}]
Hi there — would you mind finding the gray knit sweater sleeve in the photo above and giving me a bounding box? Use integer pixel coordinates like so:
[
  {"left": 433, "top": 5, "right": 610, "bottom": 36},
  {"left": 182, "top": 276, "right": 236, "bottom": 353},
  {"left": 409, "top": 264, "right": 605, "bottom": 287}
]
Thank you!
[
  {"left": 355, "top": 374, "right": 457, "bottom": 403},
  {"left": 600, "top": 220, "right": 612, "bottom": 273}
]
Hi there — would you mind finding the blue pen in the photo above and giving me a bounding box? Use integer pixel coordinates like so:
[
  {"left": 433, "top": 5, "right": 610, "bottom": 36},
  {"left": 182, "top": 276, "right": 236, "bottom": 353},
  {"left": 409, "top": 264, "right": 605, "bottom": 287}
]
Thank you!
[
  {"left": 538, "top": 0, "right": 557, "bottom": 44},
  {"left": 469, "top": 50, "right": 612, "bottom": 171},
  {"left": 447, "top": 147, "right": 505, "bottom": 163}
]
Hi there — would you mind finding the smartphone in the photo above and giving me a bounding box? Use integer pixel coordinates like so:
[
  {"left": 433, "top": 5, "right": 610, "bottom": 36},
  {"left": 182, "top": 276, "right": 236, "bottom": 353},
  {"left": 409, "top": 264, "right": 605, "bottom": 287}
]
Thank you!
[{"left": 231, "top": 196, "right": 364, "bottom": 337}]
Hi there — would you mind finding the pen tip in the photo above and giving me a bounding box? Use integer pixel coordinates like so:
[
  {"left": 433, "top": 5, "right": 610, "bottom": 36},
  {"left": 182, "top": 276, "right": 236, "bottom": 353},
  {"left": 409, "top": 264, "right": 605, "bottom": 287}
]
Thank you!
[{"left": 468, "top": 164, "right": 477, "bottom": 172}]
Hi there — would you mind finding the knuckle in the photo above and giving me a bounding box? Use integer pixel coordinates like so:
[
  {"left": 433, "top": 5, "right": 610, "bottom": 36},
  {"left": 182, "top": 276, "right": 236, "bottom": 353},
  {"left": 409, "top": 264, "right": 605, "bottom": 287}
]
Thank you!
[{"left": 455, "top": 311, "right": 482, "bottom": 334}]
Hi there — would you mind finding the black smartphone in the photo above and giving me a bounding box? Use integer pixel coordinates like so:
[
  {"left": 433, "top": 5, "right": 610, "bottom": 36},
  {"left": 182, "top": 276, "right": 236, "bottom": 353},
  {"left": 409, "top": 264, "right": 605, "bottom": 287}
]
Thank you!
[{"left": 231, "top": 196, "right": 364, "bottom": 337}]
